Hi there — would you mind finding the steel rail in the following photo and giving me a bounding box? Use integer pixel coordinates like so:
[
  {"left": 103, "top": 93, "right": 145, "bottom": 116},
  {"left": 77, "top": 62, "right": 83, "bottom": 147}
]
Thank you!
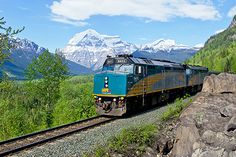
[{"left": 0, "top": 115, "right": 116, "bottom": 156}]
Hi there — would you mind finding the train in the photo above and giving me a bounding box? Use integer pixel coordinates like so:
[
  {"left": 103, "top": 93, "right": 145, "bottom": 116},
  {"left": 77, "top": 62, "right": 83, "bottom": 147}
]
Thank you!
[{"left": 93, "top": 55, "right": 208, "bottom": 116}]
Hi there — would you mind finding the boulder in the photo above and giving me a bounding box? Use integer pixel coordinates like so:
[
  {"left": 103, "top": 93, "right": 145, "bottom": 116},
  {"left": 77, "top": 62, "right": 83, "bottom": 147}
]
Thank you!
[
  {"left": 171, "top": 123, "right": 200, "bottom": 157},
  {"left": 202, "top": 73, "right": 236, "bottom": 94}
]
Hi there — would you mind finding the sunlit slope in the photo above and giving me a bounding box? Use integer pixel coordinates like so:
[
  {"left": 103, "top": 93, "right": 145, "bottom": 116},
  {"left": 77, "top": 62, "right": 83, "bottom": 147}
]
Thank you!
[{"left": 186, "top": 15, "right": 236, "bottom": 73}]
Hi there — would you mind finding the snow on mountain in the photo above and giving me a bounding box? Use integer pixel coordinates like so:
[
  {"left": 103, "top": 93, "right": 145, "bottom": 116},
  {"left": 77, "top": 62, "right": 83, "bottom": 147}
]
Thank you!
[
  {"left": 11, "top": 38, "right": 46, "bottom": 54},
  {"left": 59, "top": 29, "right": 138, "bottom": 70},
  {"left": 60, "top": 29, "right": 203, "bottom": 70},
  {"left": 141, "top": 39, "right": 195, "bottom": 53},
  {"left": 133, "top": 39, "right": 202, "bottom": 63},
  {"left": 8, "top": 38, "right": 47, "bottom": 69},
  {"left": 1, "top": 38, "right": 92, "bottom": 79}
]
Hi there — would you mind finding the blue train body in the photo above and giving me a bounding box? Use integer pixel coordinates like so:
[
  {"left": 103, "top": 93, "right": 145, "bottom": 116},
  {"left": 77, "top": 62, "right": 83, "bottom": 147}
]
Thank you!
[
  {"left": 93, "top": 55, "right": 208, "bottom": 116},
  {"left": 94, "top": 72, "right": 128, "bottom": 96}
]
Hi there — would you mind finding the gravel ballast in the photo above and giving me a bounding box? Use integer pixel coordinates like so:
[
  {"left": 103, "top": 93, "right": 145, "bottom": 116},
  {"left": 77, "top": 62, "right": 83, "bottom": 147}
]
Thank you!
[{"left": 12, "top": 105, "right": 170, "bottom": 157}]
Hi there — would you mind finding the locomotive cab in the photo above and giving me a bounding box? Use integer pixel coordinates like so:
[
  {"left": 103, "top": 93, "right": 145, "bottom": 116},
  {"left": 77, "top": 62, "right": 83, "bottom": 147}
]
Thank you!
[{"left": 93, "top": 55, "right": 135, "bottom": 116}]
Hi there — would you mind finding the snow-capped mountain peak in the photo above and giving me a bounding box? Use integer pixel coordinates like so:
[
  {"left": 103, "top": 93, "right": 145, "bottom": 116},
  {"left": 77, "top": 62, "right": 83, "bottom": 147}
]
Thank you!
[
  {"left": 142, "top": 39, "right": 191, "bottom": 53},
  {"left": 60, "top": 29, "right": 138, "bottom": 70},
  {"left": 68, "top": 29, "right": 101, "bottom": 45},
  {"left": 60, "top": 30, "right": 200, "bottom": 70},
  {"left": 151, "top": 39, "right": 176, "bottom": 47},
  {"left": 10, "top": 38, "right": 46, "bottom": 54}
]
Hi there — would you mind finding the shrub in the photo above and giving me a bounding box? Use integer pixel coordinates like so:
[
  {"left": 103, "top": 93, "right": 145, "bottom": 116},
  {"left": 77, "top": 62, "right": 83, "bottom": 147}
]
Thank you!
[
  {"left": 94, "top": 124, "right": 156, "bottom": 157},
  {"left": 160, "top": 96, "right": 192, "bottom": 122}
]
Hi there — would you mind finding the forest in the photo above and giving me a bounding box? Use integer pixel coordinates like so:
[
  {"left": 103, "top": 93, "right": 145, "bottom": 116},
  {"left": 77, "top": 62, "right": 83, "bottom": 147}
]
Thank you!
[
  {"left": 186, "top": 22, "right": 236, "bottom": 73},
  {"left": 0, "top": 18, "right": 96, "bottom": 141},
  {"left": 0, "top": 73, "right": 96, "bottom": 141}
]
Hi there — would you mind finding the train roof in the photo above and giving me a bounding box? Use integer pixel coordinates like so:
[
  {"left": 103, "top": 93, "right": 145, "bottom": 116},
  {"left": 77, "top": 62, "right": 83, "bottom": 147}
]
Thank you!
[
  {"left": 187, "top": 65, "right": 208, "bottom": 71},
  {"left": 129, "top": 57, "right": 184, "bottom": 69},
  {"left": 106, "top": 55, "right": 208, "bottom": 70}
]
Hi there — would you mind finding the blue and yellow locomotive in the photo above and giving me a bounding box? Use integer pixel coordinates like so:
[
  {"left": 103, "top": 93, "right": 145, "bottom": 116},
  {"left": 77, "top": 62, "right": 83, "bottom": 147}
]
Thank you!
[{"left": 93, "top": 55, "right": 208, "bottom": 116}]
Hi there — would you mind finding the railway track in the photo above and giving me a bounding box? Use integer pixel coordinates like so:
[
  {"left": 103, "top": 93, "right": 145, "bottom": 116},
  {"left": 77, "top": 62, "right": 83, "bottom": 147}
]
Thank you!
[{"left": 0, "top": 116, "right": 116, "bottom": 156}]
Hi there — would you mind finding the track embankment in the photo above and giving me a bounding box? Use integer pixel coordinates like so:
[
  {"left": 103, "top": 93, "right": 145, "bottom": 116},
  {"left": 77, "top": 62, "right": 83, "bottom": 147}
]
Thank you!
[{"left": 0, "top": 116, "right": 116, "bottom": 156}]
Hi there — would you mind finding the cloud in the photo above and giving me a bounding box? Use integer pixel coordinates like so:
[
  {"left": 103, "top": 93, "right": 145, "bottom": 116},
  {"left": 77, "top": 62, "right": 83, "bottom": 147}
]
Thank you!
[
  {"left": 50, "top": 0, "right": 220, "bottom": 26},
  {"left": 194, "top": 43, "right": 204, "bottom": 48},
  {"left": 215, "top": 28, "right": 225, "bottom": 34},
  {"left": 228, "top": 5, "right": 236, "bottom": 17},
  {"left": 51, "top": 15, "right": 88, "bottom": 26}
]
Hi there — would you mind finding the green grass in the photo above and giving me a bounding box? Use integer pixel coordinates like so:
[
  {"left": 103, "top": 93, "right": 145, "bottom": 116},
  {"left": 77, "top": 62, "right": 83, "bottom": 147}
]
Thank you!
[
  {"left": 160, "top": 95, "right": 192, "bottom": 122},
  {"left": 94, "top": 124, "right": 156, "bottom": 157}
]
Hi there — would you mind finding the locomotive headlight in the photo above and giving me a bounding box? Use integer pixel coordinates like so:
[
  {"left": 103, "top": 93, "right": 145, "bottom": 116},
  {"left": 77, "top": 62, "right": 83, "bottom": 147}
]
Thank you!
[{"left": 113, "top": 98, "right": 116, "bottom": 102}]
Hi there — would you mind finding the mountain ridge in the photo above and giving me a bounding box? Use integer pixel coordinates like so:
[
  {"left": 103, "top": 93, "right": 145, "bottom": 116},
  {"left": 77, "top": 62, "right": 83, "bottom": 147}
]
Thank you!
[
  {"left": 0, "top": 38, "right": 93, "bottom": 79},
  {"left": 60, "top": 29, "right": 201, "bottom": 69},
  {"left": 186, "top": 15, "right": 236, "bottom": 72}
]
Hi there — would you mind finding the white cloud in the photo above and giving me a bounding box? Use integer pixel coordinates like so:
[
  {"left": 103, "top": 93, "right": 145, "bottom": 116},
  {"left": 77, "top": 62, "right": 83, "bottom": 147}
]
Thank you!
[
  {"left": 50, "top": 0, "right": 220, "bottom": 26},
  {"left": 194, "top": 43, "right": 204, "bottom": 48},
  {"left": 51, "top": 15, "right": 88, "bottom": 26},
  {"left": 215, "top": 28, "right": 225, "bottom": 34},
  {"left": 228, "top": 5, "right": 236, "bottom": 17}
]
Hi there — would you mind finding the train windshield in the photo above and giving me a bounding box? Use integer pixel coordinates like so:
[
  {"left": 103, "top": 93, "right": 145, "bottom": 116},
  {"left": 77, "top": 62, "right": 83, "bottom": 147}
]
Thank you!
[{"left": 102, "top": 64, "right": 134, "bottom": 73}]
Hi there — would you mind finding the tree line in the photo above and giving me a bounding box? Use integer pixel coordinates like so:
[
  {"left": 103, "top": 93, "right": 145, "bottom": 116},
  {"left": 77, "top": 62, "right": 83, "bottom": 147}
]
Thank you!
[{"left": 0, "top": 17, "right": 96, "bottom": 141}]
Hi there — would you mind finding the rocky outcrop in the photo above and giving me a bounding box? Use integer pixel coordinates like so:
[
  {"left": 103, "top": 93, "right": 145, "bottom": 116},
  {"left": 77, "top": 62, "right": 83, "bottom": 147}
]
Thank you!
[
  {"left": 202, "top": 73, "right": 236, "bottom": 94},
  {"left": 171, "top": 73, "right": 236, "bottom": 157}
]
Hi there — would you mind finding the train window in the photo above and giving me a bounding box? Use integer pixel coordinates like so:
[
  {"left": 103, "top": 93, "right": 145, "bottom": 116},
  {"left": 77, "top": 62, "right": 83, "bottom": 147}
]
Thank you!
[
  {"left": 103, "top": 64, "right": 134, "bottom": 73},
  {"left": 102, "top": 65, "right": 114, "bottom": 71},
  {"left": 186, "top": 69, "right": 192, "bottom": 75},
  {"left": 138, "top": 66, "right": 142, "bottom": 74},
  {"left": 114, "top": 64, "right": 134, "bottom": 73},
  {"left": 135, "top": 65, "right": 143, "bottom": 74}
]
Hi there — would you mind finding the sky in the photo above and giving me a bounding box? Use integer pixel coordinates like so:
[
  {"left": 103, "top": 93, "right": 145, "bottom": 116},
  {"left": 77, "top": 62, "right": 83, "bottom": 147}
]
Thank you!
[{"left": 0, "top": 0, "right": 236, "bottom": 52}]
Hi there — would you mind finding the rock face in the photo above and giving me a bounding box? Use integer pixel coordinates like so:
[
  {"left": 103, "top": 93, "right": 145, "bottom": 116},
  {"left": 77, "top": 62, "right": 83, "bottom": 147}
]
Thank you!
[
  {"left": 202, "top": 73, "right": 236, "bottom": 94},
  {"left": 171, "top": 73, "right": 236, "bottom": 157}
]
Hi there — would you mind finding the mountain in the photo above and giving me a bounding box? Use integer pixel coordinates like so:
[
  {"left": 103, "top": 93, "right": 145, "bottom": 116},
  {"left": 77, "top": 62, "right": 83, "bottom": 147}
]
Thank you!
[
  {"left": 1, "top": 38, "right": 92, "bottom": 79},
  {"left": 186, "top": 15, "right": 236, "bottom": 72},
  {"left": 133, "top": 39, "right": 201, "bottom": 63},
  {"left": 60, "top": 29, "right": 200, "bottom": 70},
  {"left": 59, "top": 29, "right": 138, "bottom": 70}
]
